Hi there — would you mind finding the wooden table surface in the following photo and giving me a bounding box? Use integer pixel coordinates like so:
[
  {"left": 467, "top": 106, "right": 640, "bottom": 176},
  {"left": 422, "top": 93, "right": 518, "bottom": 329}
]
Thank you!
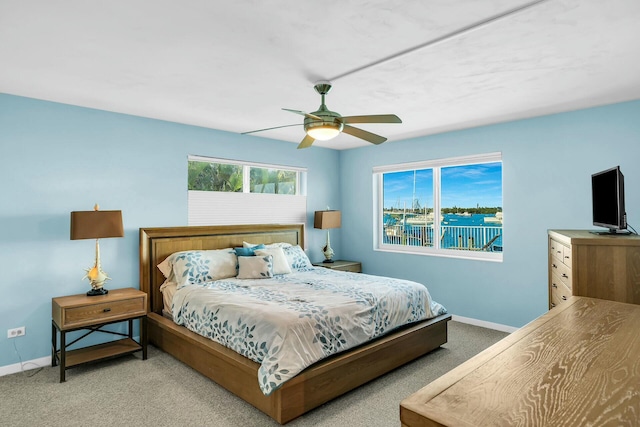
[{"left": 401, "top": 296, "right": 640, "bottom": 426}]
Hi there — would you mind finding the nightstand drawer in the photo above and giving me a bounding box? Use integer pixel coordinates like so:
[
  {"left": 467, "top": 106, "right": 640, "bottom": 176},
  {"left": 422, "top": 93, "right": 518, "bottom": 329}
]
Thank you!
[
  {"left": 63, "top": 297, "right": 145, "bottom": 329},
  {"left": 53, "top": 288, "right": 147, "bottom": 330}
]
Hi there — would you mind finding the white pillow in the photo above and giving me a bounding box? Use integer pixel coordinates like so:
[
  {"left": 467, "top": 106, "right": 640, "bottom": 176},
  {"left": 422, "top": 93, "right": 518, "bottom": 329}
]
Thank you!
[
  {"left": 237, "top": 255, "right": 274, "bottom": 279},
  {"left": 254, "top": 247, "right": 292, "bottom": 275},
  {"left": 166, "top": 249, "right": 238, "bottom": 288},
  {"left": 243, "top": 241, "right": 292, "bottom": 249},
  {"left": 157, "top": 256, "right": 173, "bottom": 279}
]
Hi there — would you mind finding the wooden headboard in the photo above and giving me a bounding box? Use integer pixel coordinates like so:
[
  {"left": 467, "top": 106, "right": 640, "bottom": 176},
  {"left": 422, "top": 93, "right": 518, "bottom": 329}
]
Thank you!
[{"left": 139, "top": 224, "right": 305, "bottom": 314}]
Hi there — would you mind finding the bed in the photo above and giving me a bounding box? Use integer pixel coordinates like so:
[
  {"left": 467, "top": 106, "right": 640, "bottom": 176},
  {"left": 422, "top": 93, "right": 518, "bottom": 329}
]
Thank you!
[{"left": 140, "top": 224, "right": 451, "bottom": 424}]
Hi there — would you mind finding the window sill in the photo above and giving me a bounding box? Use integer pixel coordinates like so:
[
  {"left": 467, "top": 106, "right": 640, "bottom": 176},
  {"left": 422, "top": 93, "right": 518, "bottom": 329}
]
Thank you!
[{"left": 376, "top": 245, "right": 503, "bottom": 262}]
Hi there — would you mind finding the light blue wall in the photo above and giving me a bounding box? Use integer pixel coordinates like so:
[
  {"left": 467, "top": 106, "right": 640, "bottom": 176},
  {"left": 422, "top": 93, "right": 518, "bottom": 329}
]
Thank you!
[
  {"left": 0, "top": 94, "right": 340, "bottom": 368},
  {"left": 2, "top": 93, "right": 639, "bottom": 369},
  {"left": 340, "top": 100, "right": 640, "bottom": 328}
]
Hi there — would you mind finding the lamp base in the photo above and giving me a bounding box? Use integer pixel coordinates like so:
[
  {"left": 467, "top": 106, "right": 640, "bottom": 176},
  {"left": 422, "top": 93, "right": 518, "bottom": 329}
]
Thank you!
[
  {"left": 322, "top": 259, "right": 335, "bottom": 263},
  {"left": 87, "top": 288, "right": 109, "bottom": 296}
]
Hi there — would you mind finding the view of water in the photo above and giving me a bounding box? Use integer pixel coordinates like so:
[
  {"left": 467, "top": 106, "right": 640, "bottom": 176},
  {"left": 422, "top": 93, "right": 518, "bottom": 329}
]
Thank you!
[{"left": 383, "top": 212, "right": 503, "bottom": 251}]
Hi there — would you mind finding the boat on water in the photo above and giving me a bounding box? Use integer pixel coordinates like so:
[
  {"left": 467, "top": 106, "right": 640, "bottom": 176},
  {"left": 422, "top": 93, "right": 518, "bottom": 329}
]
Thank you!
[
  {"left": 484, "top": 211, "right": 503, "bottom": 224},
  {"left": 404, "top": 212, "right": 444, "bottom": 225}
]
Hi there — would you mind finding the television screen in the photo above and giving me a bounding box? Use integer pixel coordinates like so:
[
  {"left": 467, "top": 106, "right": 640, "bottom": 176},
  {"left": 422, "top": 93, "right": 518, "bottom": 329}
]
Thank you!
[{"left": 591, "top": 166, "right": 626, "bottom": 232}]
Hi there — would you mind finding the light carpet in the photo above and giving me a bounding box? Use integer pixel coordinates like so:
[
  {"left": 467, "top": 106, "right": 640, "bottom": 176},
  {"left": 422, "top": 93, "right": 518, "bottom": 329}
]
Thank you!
[{"left": 0, "top": 321, "right": 508, "bottom": 427}]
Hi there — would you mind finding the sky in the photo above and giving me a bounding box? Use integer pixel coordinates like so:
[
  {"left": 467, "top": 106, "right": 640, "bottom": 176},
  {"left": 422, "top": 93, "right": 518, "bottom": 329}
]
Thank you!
[{"left": 383, "top": 162, "right": 502, "bottom": 209}]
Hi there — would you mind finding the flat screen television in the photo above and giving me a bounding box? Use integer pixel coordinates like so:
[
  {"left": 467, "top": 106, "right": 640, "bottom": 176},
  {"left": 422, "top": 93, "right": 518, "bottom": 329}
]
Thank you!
[{"left": 591, "top": 166, "right": 627, "bottom": 234}]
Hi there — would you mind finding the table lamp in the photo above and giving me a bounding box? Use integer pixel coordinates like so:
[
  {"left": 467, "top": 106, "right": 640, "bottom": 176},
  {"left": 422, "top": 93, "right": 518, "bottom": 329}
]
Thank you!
[
  {"left": 314, "top": 210, "right": 341, "bottom": 263},
  {"left": 70, "top": 204, "right": 124, "bottom": 296}
]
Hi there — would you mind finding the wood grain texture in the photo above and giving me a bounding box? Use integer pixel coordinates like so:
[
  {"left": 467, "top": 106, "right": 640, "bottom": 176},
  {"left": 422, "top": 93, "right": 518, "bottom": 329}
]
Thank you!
[
  {"left": 401, "top": 297, "right": 640, "bottom": 426},
  {"left": 140, "top": 224, "right": 450, "bottom": 424},
  {"left": 548, "top": 230, "right": 640, "bottom": 308},
  {"left": 52, "top": 288, "right": 147, "bottom": 330}
]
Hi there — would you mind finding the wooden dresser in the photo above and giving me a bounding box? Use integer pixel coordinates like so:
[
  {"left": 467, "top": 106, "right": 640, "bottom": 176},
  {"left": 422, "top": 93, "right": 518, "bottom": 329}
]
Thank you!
[
  {"left": 548, "top": 229, "right": 640, "bottom": 309},
  {"left": 401, "top": 296, "right": 640, "bottom": 426}
]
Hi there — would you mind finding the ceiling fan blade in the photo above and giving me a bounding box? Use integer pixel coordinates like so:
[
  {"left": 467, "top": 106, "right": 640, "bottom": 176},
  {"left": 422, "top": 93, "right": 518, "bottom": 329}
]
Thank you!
[
  {"left": 282, "top": 108, "right": 322, "bottom": 121},
  {"left": 241, "top": 123, "right": 301, "bottom": 135},
  {"left": 339, "top": 114, "right": 402, "bottom": 124},
  {"left": 297, "top": 134, "right": 315, "bottom": 149},
  {"left": 342, "top": 125, "right": 387, "bottom": 145}
]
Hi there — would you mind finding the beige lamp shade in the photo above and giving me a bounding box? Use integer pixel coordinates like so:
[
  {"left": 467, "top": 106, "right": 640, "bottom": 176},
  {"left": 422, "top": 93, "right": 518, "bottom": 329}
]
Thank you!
[
  {"left": 70, "top": 210, "right": 124, "bottom": 240},
  {"left": 314, "top": 210, "right": 341, "bottom": 230}
]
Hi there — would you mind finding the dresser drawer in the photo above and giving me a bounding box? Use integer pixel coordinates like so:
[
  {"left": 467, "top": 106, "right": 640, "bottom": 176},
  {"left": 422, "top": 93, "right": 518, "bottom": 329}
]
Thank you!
[
  {"left": 550, "top": 276, "right": 572, "bottom": 308},
  {"left": 55, "top": 294, "right": 146, "bottom": 330},
  {"left": 549, "top": 239, "right": 565, "bottom": 262},
  {"left": 561, "top": 244, "right": 572, "bottom": 266},
  {"left": 550, "top": 257, "right": 572, "bottom": 289}
]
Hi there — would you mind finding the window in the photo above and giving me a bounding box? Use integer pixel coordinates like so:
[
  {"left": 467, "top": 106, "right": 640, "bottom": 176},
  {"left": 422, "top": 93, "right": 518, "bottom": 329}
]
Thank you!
[
  {"left": 188, "top": 156, "right": 307, "bottom": 226},
  {"left": 188, "top": 159, "right": 301, "bottom": 195},
  {"left": 374, "top": 153, "right": 502, "bottom": 261},
  {"left": 249, "top": 167, "right": 297, "bottom": 195},
  {"left": 188, "top": 161, "right": 243, "bottom": 192}
]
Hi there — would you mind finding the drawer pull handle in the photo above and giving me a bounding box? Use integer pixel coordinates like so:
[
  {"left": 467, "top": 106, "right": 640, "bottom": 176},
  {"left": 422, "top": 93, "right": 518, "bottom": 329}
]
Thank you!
[
  {"left": 564, "top": 256, "right": 570, "bottom": 259},
  {"left": 103, "top": 308, "right": 111, "bottom": 313},
  {"left": 551, "top": 303, "right": 556, "bottom": 308},
  {"left": 562, "top": 296, "right": 567, "bottom": 301},
  {"left": 557, "top": 250, "right": 561, "bottom": 254},
  {"left": 562, "top": 274, "right": 568, "bottom": 279},
  {"left": 552, "top": 264, "right": 557, "bottom": 268},
  {"left": 552, "top": 283, "right": 557, "bottom": 288}
]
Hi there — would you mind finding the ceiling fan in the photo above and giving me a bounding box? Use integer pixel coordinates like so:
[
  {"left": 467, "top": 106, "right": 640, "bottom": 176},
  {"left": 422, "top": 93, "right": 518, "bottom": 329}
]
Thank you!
[{"left": 242, "top": 81, "right": 402, "bottom": 149}]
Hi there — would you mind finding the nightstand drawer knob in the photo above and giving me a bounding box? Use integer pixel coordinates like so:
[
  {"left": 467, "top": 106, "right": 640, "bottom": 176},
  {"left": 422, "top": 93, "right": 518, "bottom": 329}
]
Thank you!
[{"left": 103, "top": 308, "right": 111, "bottom": 313}]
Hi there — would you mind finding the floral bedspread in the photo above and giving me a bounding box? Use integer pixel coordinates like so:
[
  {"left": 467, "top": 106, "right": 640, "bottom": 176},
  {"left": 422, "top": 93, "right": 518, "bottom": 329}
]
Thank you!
[{"left": 171, "top": 267, "right": 447, "bottom": 395}]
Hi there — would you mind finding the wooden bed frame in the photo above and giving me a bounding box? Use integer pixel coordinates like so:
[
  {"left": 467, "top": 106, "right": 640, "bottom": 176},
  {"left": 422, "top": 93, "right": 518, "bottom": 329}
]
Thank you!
[{"left": 139, "top": 224, "right": 451, "bottom": 424}]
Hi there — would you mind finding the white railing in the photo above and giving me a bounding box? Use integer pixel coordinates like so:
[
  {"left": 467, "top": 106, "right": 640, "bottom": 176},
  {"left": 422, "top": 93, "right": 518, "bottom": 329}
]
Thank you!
[{"left": 384, "top": 224, "right": 503, "bottom": 251}]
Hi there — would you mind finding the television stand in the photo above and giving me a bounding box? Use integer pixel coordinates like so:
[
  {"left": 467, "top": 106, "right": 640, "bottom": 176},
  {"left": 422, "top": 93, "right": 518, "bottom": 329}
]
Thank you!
[{"left": 589, "top": 229, "right": 633, "bottom": 236}]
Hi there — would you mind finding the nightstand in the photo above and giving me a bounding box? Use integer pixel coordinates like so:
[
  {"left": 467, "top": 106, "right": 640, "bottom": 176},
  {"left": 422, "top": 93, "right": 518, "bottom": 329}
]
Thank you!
[
  {"left": 312, "top": 260, "right": 362, "bottom": 273},
  {"left": 51, "top": 287, "right": 147, "bottom": 382}
]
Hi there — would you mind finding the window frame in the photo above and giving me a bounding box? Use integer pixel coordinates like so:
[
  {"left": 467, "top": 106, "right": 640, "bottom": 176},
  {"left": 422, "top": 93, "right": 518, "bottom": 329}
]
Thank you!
[{"left": 373, "top": 152, "right": 503, "bottom": 262}]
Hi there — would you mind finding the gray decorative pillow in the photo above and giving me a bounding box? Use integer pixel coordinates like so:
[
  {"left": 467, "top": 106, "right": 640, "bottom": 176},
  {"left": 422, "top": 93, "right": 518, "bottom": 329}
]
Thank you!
[{"left": 237, "top": 255, "right": 274, "bottom": 279}]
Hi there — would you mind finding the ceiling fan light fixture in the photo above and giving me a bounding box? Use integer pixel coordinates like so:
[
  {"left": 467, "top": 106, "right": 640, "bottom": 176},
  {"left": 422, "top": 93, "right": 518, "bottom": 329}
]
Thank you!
[{"left": 306, "top": 125, "right": 341, "bottom": 141}]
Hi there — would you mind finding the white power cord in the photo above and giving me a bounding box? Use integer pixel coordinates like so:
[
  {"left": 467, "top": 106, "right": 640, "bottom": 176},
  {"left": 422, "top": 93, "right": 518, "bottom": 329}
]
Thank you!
[{"left": 12, "top": 340, "right": 43, "bottom": 377}]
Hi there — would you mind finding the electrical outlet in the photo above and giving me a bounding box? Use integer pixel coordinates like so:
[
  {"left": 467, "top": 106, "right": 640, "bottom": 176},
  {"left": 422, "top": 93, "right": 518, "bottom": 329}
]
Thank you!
[{"left": 7, "top": 327, "right": 25, "bottom": 338}]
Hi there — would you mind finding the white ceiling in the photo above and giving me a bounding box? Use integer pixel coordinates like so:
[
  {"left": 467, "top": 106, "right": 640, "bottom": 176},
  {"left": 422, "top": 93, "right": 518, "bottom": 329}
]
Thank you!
[{"left": 1, "top": 0, "right": 639, "bottom": 150}]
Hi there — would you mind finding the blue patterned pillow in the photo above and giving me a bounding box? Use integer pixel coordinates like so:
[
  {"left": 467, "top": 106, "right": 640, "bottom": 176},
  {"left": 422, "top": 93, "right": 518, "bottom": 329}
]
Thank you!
[
  {"left": 237, "top": 255, "right": 274, "bottom": 279},
  {"left": 234, "top": 244, "right": 265, "bottom": 257},
  {"left": 254, "top": 247, "right": 292, "bottom": 275},
  {"left": 169, "top": 249, "right": 238, "bottom": 289},
  {"left": 282, "top": 245, "right": 313, "bottom": 271}
]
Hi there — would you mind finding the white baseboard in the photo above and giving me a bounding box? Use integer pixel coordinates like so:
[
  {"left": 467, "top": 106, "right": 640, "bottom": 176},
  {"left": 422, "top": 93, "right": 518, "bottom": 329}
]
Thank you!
[
  {"left": 451, "top": 315, "right": 519, "bottom": 333},
  {"left": 0, "top": 356, "right": 51, "bottom": 377}
]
